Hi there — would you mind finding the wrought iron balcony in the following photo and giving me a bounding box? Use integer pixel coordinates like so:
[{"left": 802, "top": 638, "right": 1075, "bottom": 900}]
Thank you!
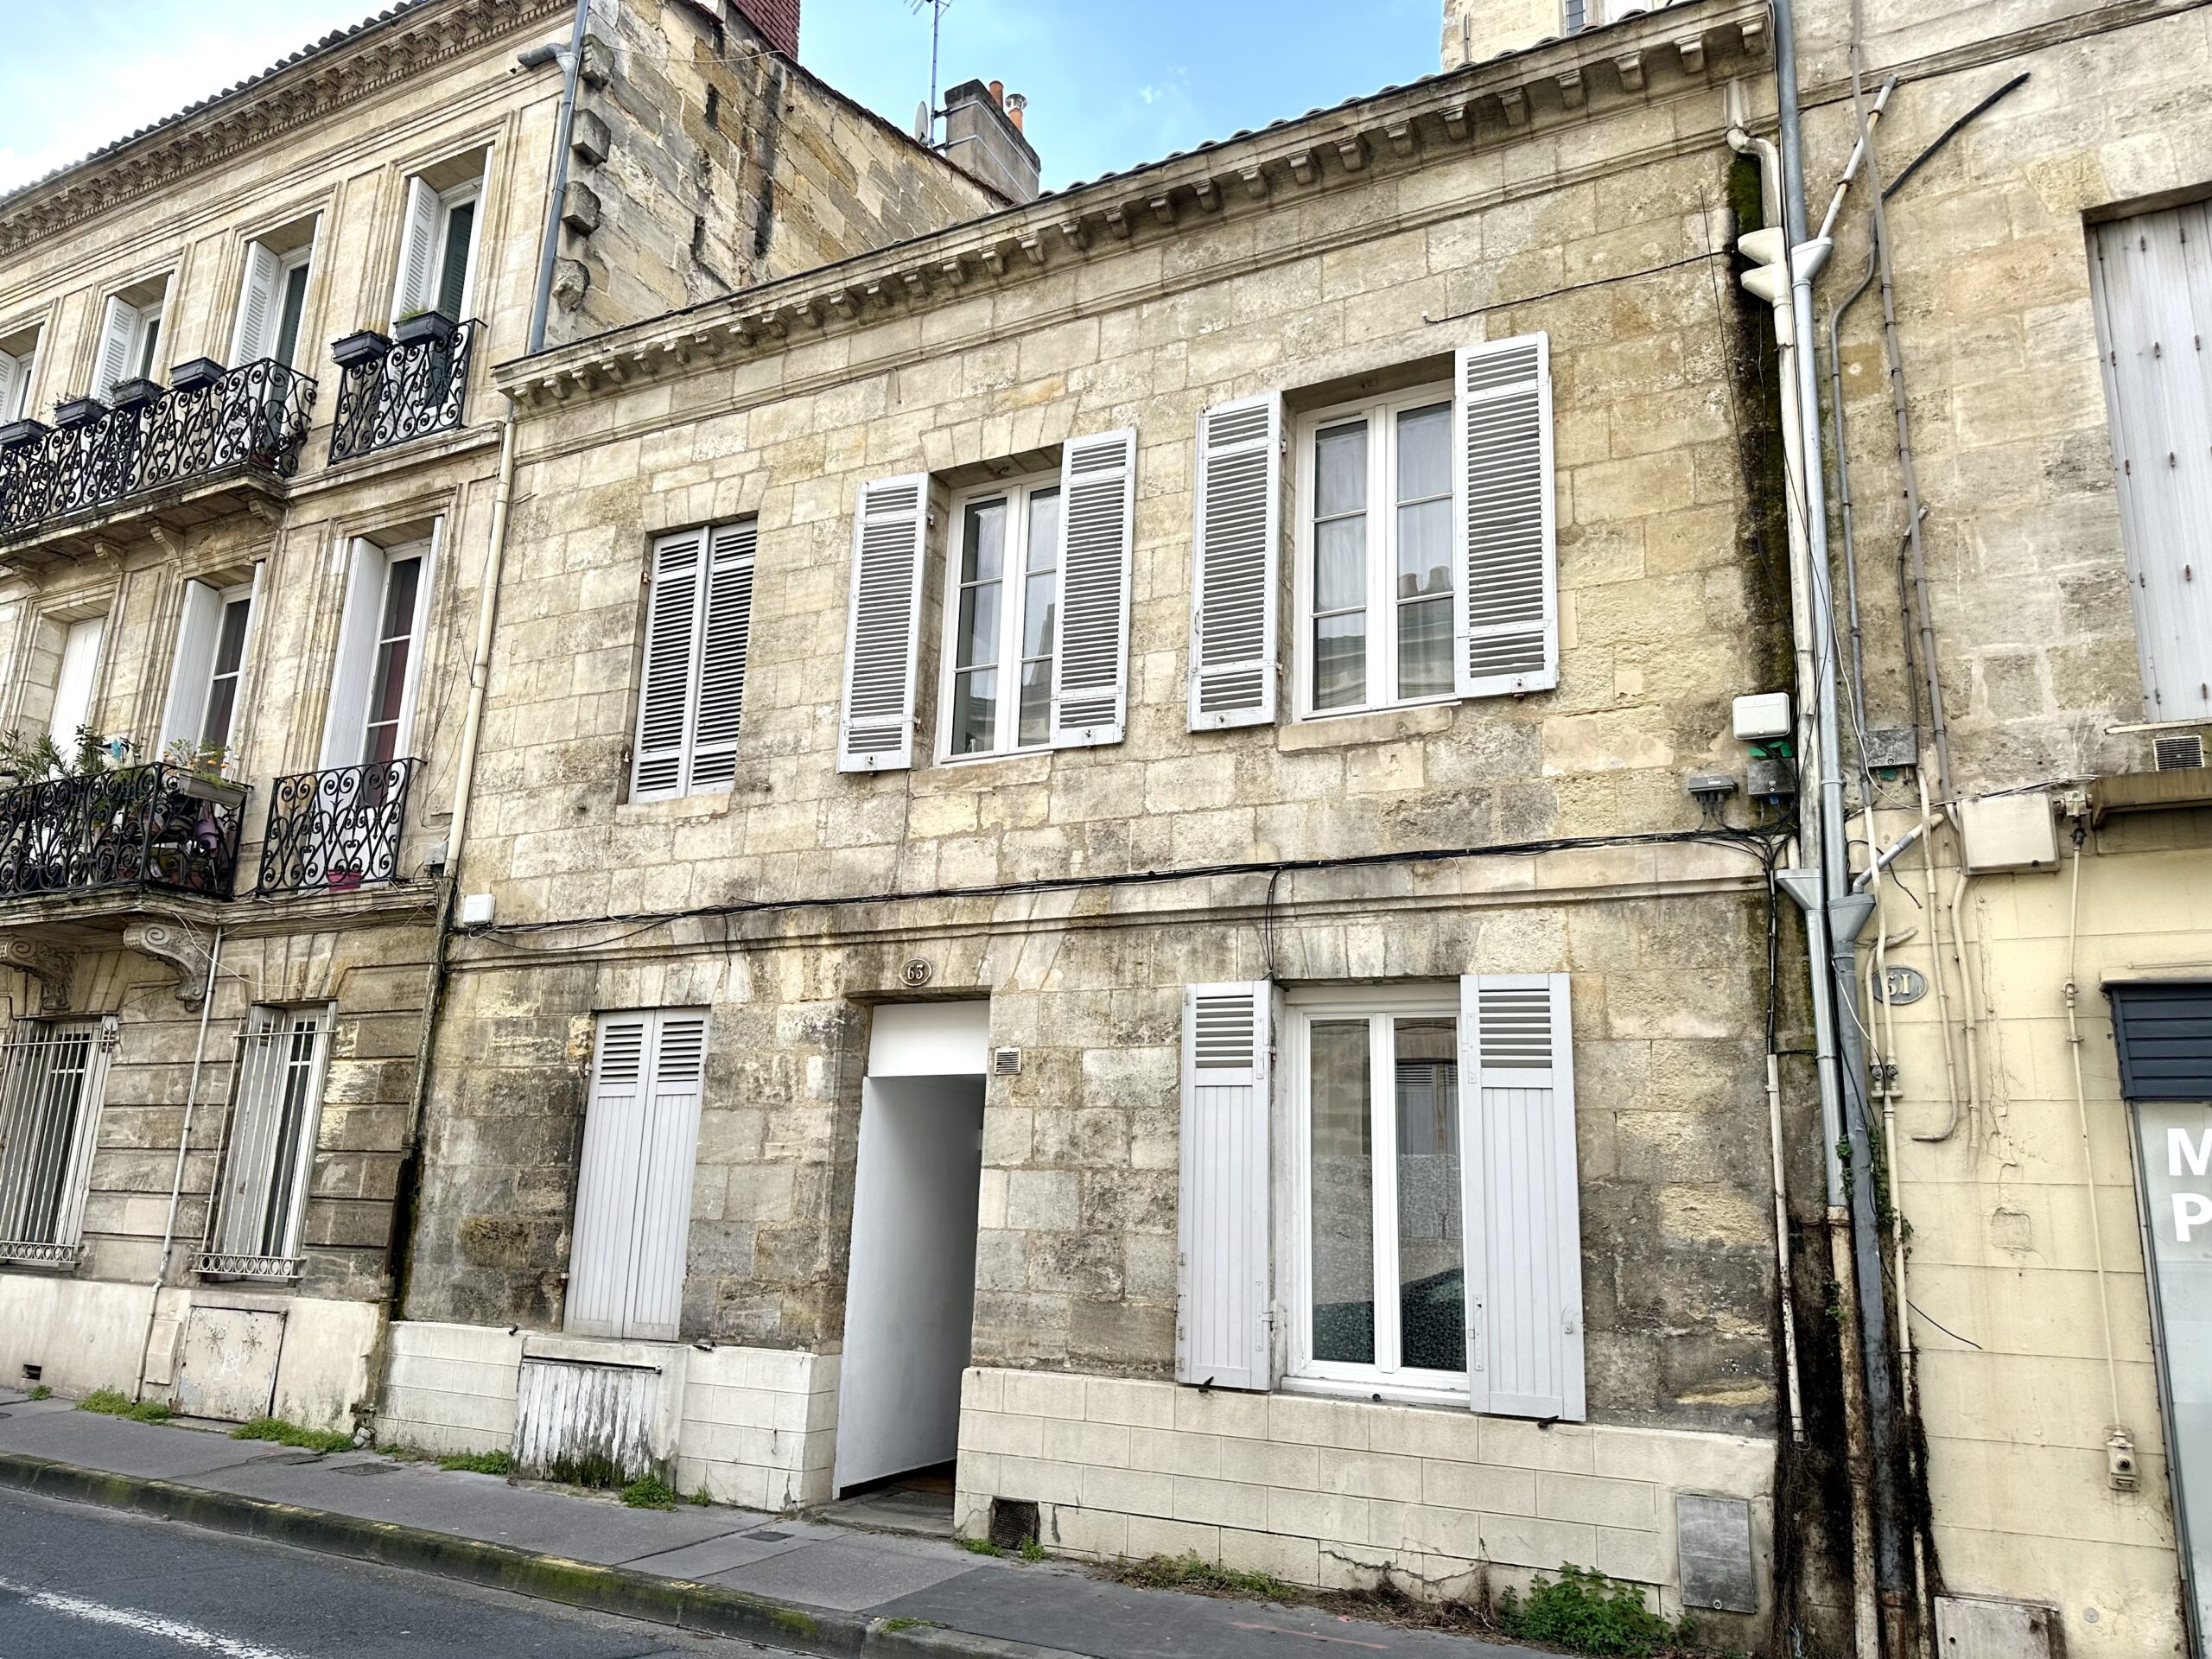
[
  {"left": 0, "top": 765, "right": 248, "bottom": 901},
  {"left": 254, "top": 759, "right": 416, "bottom": 896},
  {"left": 327, "top": 319, "right": 481, "bottom": 465},
  {"left": 0, "top": 359, "right": 315, "bottom": 547}
]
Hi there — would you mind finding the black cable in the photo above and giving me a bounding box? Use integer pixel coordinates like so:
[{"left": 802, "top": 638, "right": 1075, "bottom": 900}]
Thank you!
[
  {"left": 473, "top": 820, "right": 1793, "bottom": 948},
  {"left": 1883, "top": 73, "right": 2030, "bottom": 201}
]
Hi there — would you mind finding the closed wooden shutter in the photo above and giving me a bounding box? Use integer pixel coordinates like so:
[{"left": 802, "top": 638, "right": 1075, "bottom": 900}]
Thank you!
[
  {"left": 1177, "top": 981, "right": 1274, "bottom": 1392},
  {"left": 1052, "top": 429, "right": 1136, "bottom": 747},
  {"left": 0, "top": 351, "right": 22, "bottom": 424},
  {"left": 564, "top": 1016, "right": 650, "bottom": 1339},
  {"left": 158, "top": 581, "right": 227, "bottom": 755},
  {"left": 564, "top": 1011, "right": 709, "bottom": 1343},
  {"left": 1460, "top": 972, "right": 1584, "bottom": 1420},
  {"left": 631, "top": 531, "right": 705, "bottom": 800},
  {"left": 1190, "top": 395, "right": 1281, "bottom": 729},
  {"left": 839, "top": 474, "right": 928, "bottom": 772},
  {"left": 92, "top": 297, "right": 137, "bottom": 401},
  {"left": 1453, "top": 334, "right": 1558, "bottom": 699},
  {"left": 232, "top": 242, "right": 281, "bottom": 365},
  {"left": 623, "top": 1013, "right": 708, "bottom": 1341},
  {"left": 690, "top": 522, "right": 755, "bottom": 790},
  {"left": 391, "top": 176, "right": 442, "bottom": 320}
]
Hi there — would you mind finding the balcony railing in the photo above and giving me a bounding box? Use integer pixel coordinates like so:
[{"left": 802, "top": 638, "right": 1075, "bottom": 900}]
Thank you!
[
  {"left": 0, "top": 359, "right": 315, "bottom": 543},
  {"left": 254, "top": 759, "right": 416, "bottom": 896},
  {"left": 327, "top": 319, "right": 481, "bottom": 466},
  {"left": 0, "top": 765, "right": 248, "bottom": 900}
]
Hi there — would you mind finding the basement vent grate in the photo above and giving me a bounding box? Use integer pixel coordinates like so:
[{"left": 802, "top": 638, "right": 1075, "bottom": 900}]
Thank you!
[{"left": 2154, "top": 734, "right": 2206, "bottom": 772}]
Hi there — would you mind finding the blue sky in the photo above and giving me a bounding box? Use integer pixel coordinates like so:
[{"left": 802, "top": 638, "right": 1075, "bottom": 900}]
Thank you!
[{"left": 0, "top": 0, "right": 1446, "bottom": 195}]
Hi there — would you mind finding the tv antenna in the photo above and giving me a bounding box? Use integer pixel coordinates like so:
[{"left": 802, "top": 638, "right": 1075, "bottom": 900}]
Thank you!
[{"left": 909, "top": 0, "right": 951, "bottom": 147}]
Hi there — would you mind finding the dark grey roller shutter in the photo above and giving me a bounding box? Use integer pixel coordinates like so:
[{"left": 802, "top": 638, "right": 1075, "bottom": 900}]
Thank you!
[{"left": 2107, "top": 981, "right": 2212, "bottom": 1101}]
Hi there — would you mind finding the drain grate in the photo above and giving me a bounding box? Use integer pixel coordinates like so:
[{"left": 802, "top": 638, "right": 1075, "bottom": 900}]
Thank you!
[
  {"left": 746, "top": 1528, "right": 791, "bottom": 1541},
  {"left": 333, "top": 1462, "right": 398, "bottom": 1477}
]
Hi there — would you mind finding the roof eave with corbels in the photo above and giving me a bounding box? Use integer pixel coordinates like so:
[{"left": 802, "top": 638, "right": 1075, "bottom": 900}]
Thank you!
[{"left": 497, "top": 0, "right": 1770, "bottom": 411}]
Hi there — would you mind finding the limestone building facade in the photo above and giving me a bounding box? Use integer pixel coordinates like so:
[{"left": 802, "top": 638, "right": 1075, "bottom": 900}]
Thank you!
[{"left": 0, "top": 0, "right": 995, "bottom": 1433}]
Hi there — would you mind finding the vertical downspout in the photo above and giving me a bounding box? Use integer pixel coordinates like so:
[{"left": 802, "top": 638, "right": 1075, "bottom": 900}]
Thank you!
[
  {"left": 528, "top": 0, "right": 592, "bottom": 356},
  {"left": 1772, "top": 0, "right": 1914, "bottom": 1649},
  {"left": 137, "top": 929, "right": 223, "bottom": 1403}
]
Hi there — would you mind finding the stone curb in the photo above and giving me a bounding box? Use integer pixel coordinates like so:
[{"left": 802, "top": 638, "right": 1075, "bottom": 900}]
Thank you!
[{"left": 0, "top": 1449, "right": 1084, "bottom": 1659}]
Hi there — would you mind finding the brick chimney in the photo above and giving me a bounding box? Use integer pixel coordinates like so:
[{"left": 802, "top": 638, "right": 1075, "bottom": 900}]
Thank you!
[
  {"left": 942, "top": 79, "right": 1040, "bottom": 203},
  {"left": 730, "top": 0, "right": 799, "bottom": 59}
]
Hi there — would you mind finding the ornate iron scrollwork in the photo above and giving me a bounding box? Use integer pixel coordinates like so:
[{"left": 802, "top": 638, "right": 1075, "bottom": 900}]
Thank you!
[
  {"left": 327, "top": 321, "right": 480, "bottom": 465},
  {"left": 0, "top": 360, "right": 315, "bottom": 541},
  {"left": 254, "top": 759, "right": 416, "bottom": 896},
  {"left": 0, "top": 766, "right": 247, "bottom": 899}
]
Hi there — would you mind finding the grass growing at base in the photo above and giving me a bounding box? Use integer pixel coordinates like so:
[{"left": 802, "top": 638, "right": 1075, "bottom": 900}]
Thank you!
[
  {"left": 960, "top": 1537, "right": 1003, "bottom": 1556},
  {"left": 77, "top": 1389, "right": 173, "bottom": 1424},
  {"left": 1121, "top": 1552, "right": 1296, "bottom": 1600},
  {"left": 620, "top": 1473, "right": 677, "bottom": 1510},
  {"left": 1019, "top": 1538, "right": 1048, "bottom": 1562},
  {"left": 436, "top": 1448, "right": 514, "bottom": 1475},
  {"left": 232, "top": 1417, "right": 355, "bottom": 1453},
  {"left": 1496, "top": 1565, "right": 1699, "bottom": 1657},
  {"left": 25, "top": 1384, "right": 51, "bottom": 1401}
]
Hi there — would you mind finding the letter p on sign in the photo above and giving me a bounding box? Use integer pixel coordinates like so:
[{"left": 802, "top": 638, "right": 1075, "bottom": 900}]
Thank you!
[{"left": 2176, "top": 1193, "right": 2212, "bottom": 1243}]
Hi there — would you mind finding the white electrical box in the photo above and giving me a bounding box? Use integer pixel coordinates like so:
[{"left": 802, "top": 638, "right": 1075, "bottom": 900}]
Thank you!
[
  {"left": 1956, "top": 793, "right": 2057, "bottom": 874},
  {"left": 1733, "top": 691, "right": 1793, "bottom": 741},
  {"left": 459, "top": 892, "right": 497, "bottom": 927}
]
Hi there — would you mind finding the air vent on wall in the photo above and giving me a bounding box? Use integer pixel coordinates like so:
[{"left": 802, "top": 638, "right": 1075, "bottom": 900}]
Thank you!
[{"left": 2154, "top": 733, "right": 2207, "bottom": 772}]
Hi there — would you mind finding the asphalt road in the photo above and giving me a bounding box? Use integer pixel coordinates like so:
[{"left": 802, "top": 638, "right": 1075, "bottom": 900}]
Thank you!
[{"left": 0, "top": 1487, "right": 797, "bottom": 1658}]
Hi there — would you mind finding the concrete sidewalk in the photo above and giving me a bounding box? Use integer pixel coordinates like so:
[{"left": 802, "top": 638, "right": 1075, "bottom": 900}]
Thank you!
[{"left": 0, "top": 1389, "right": 1539, "bottom": 1659}]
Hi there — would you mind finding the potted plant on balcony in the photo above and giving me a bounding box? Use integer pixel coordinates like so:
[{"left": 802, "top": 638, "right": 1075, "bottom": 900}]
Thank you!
[
  {"left": 391, "top": 308, "right": 457, "bottom": 348},
  {"left": 331, "top": 330, "right": 393, "bottom": 371},
  {"left": 162, "top": 741, "right": 247, "bottom": 810},
  {"left": 0, "top": 728, "right": 66, "bottom": 791}
]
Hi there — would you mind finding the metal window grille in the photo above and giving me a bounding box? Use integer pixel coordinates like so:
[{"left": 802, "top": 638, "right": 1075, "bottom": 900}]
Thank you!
[
  {"left": 198, "top": 1005, "right": 334, "bottom": 1281},
  {"left": 0, "top": 1019, "right": 108, "bottom": 1268}
]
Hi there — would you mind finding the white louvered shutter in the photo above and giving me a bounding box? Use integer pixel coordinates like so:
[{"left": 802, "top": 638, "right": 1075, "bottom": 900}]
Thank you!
[
  {"left": 564, "top": 1015, "right": 651, "bottom": 1338},
  {"left": 0, "top": 352, "right": 22, "bottom": 424},
  {"left": 1052, "top": 429, "right": 1136, "bottom": 747},
  {"left": 232, "top": 242, "right": 281, "bottom": 364},
  {"left": 690, "top": 523, "right": 755, "bottom": 791},
  {"left": 318, "top": 539, "right": 388, "bottom": 769},
  {"left": 1177, "top": 981, "right": 1274, "bottom": 1392},
  {"left": 1459, "top": 972, "right": 1584, "bottom": 1421},
  {"left": 623, "top": 1013, "right": 709, "bottom": 1341},
  {"left": 838, "top": 474, "right": 928, "bottom": 772},
  {"left": 158, "top": 580, "right": 226, "bottom": 755},
  {"left": 1189, "top": 396, "right": 1281, "bottom": 729},
  {"left": 1453, "top": 334, "right": 1558, "bottom": 698},
  {"left": 92, "top": 297, "right": 137, "bottom": 400},
  {"left": 631, "top": 530, "right": 706, "bottom": 801},
  {"left": 391, "top": 176, "right": 442, "bottom": 319}
]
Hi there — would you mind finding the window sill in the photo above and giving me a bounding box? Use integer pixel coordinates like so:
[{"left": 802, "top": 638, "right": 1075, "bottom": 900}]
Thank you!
[
  {"left": 615, "top": 788, "right": 734, "bottom": 824},
  {"left": 1279, "top": 1372, "right": 1471, "bottom": 1410},
  {"left": 1278, "top": 699, "right": 1458, "bottom": 753},
  {"left": 931, "top": 744, "right": 1053, "bottom": 770}
]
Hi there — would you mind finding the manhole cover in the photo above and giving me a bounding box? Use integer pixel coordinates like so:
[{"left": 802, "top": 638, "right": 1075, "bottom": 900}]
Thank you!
[
  {"left": 333, "top": 1462, "right": 397, "bottom": 1477},
  {"left": 747, "top": 1528, "right": 791, "bottom": 1541}
]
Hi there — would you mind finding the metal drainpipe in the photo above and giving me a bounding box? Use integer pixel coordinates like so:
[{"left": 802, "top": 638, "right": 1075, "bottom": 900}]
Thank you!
[
  {"left": 1773, "top": 0, "right": 1913, "bottom": 1644},
  {"left": 137, "top": 929, "right": 223, "bottom": 1403},
  {"left": 527, "top": 0, "right": 591, "bottom": 356}
]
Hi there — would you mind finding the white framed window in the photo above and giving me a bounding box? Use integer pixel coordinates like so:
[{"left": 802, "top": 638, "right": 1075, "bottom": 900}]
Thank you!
[
  {"left": 632, "top": 522, "right": 755, "bottom": 800},
  {"left": 159, "top": 579, "right": 257, "bottom": 765},
  {"left": 200, "top": 1005, "right": 334, "bottom": 1279},
  {"left": 1294, "top": 387, "right": 1457, "bottom": 717},
  {"left": 0, "top": 1018, "right": 110, "bottom": 1268},
  {"left": 393, "top": 174, "right": 482, "bottom": 323},
  {"left": 566, "top": 1008, "right": 709, "bottom": 1343},
  {"left": 232, "top": 238, "right": 315, "bottom": 369},
  {"left": 1178, "top": 973, "right": 1586, "bottom": 1419},
  {"left": 322, "top": 531, "right": 436, "bottom": 770},
  {"left": 92, "top": 289, "right": 167, "bottom": 400},
  {"left": 938, "top": 474, "right": 1061, "bottom": 760},
  {"left": 0, "top": 327, "right": 40, "bottom": 423},
  {"left": 1286, "top": 985, "right": 1470, "bottom": 1396}
]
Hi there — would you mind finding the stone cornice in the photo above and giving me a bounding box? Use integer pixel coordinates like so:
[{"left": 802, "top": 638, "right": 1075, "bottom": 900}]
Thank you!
[
  {"left": 0, "top": 0, "right": 569, "bottom": 260},
  {"left": 495, "top": 0, "right": 1770, "bottom": 410}
]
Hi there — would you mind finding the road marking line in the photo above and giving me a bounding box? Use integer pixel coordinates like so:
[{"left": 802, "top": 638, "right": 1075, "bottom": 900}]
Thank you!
[
  {"left": 1230, "top": 1620, "right": 1393, "bottom": 1649},
  {"left": 0, "top": 1577, "right": 302, "bottom": 1658}
]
